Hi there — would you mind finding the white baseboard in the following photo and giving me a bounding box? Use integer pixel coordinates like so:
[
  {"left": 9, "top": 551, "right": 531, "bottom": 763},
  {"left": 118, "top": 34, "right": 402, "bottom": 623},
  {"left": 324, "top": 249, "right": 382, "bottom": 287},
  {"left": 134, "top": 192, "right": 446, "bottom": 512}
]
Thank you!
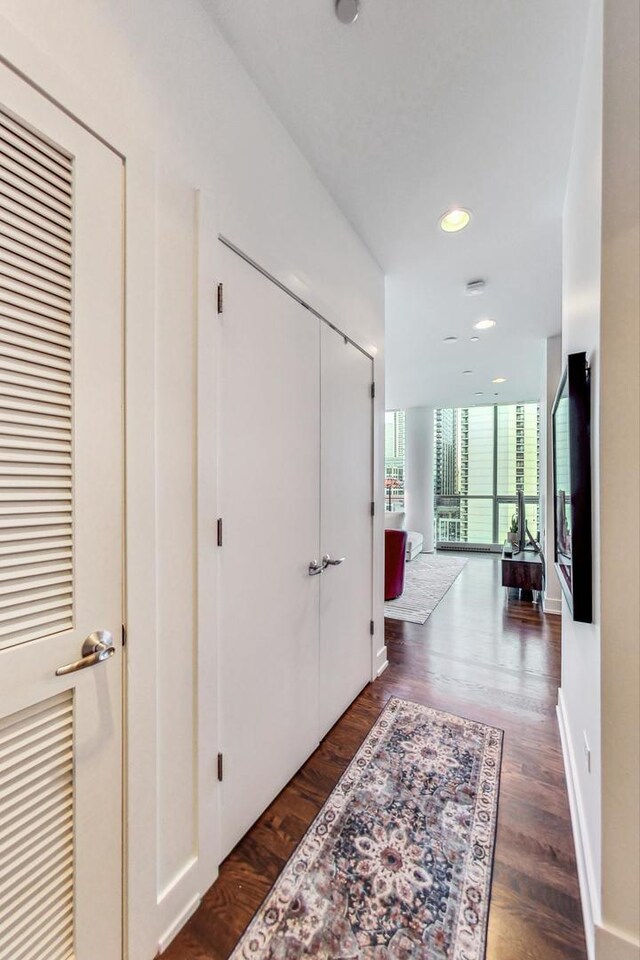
[
  {"left": 376, "top": 657, "right": 389, "bottom": 677},
  {"left": 556, "top": 690, "right": 599, "bottom": 960},
  {"left": 157, "top": 894, "right": 201, "bottom": 954},
  {"left": 596, "top": 924, "right": 640, "bottom": 960},
  {"left": 543, "top": 594, "right": 562, "bottom": 615}
]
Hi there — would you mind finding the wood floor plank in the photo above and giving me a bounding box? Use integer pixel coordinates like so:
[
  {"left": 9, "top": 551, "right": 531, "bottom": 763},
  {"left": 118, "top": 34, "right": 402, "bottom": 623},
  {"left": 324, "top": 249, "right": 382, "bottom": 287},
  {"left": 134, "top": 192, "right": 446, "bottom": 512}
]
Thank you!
[{"left": 163, "top": 554, "right": 586, "bottom": 960}]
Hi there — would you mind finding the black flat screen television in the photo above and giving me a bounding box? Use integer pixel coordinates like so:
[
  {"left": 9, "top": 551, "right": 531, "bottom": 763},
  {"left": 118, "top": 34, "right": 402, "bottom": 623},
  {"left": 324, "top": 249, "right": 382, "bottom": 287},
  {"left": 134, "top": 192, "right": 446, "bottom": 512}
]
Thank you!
[{"left": 551, "top": 351, "right": 592, "bottom": 622}]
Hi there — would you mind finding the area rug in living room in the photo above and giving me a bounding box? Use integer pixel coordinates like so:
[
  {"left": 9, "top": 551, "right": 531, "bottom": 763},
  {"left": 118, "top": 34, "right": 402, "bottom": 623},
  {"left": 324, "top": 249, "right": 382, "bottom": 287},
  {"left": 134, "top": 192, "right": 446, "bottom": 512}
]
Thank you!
[
  {"left": 385, "top": 553, "right": 468, "bottom": 624},
  {"left": 229, "top": 697, "right": 502, "bottom": 960}
]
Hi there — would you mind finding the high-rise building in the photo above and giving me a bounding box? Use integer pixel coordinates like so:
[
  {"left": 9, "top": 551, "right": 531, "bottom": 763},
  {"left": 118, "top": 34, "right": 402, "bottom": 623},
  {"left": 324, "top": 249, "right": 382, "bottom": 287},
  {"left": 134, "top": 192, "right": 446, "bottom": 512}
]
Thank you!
[
  {"left": 495, "top": 402, "right": 540, "bottom": 539},
  {"left": 434, "top": 408, "right": 461, "bottom": 541},
  {"left": 459, "top": 406, "right": 494, "bottom": 543},
  {"left": 385, "top": 411, "right": 405, "bottom": 460},
  {"left": 434, "top": 408, "right": 457, "bottom": 495},
  {"left": 384, "top": 411, "right": 406, "bottom": 511}
]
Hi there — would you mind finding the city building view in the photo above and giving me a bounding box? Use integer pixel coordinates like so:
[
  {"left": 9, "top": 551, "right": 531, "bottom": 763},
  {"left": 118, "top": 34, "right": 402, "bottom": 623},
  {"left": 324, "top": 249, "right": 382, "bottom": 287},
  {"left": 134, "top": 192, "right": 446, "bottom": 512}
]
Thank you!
[
  {"left": 385, "top": 404, "right": 540, "bottom": 548},
  {"left": 384, "top": 410, "right": 406, "bottom": 512}
]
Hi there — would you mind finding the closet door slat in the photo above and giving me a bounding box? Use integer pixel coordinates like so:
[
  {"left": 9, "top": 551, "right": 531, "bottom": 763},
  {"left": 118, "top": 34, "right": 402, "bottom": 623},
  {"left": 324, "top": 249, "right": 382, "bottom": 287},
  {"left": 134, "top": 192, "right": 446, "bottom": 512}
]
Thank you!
[{"left": 0, "top": 105, "right": 73, "bottom": 657}]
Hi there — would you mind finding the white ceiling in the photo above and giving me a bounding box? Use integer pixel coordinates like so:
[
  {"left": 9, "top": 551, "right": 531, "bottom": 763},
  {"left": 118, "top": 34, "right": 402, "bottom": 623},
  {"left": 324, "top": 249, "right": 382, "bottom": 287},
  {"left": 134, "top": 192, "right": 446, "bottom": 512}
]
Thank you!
[{"left": 203, "top": 0, "right": 589, "bottom": 409}]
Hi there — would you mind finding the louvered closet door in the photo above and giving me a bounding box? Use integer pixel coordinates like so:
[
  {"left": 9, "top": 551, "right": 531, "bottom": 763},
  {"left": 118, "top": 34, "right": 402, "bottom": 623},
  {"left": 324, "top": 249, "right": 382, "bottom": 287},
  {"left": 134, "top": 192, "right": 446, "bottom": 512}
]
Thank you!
[{"left": 0, "top": 66, "right": 123, "bottom": 960}]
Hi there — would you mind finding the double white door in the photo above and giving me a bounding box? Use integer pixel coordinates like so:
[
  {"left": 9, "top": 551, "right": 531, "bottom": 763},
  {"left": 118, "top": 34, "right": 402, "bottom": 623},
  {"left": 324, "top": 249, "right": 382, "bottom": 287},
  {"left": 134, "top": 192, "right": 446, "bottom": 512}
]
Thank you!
[
  {"left": 218, "top": 244, "right": 373, "bottom": 858},
  {"left": 0, "top": 67, "right": 123, "bottom": 960}
]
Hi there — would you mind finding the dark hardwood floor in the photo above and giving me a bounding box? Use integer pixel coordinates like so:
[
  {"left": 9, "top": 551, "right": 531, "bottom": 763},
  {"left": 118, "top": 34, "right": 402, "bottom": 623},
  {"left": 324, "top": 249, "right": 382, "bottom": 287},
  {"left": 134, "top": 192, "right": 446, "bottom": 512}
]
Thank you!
[{"left": 163, "top": 555, "right": 587, "bottom": 960}]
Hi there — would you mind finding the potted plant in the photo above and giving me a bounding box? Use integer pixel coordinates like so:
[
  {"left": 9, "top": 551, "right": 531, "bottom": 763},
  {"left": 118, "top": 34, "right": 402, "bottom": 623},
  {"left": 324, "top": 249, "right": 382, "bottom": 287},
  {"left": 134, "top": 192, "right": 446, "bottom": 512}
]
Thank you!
[{"left": 507, "top": 513, "right": 519, "bottom": 545}]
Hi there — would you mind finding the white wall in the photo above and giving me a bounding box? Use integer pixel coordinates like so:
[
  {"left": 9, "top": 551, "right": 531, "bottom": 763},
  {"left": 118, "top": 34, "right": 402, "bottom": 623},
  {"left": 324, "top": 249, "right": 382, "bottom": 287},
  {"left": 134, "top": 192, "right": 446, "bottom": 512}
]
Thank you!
[
  {"left": 598, "top": 0, "right": 639, "bottom": 954},
  {"left": 559, "top": 1, "right": 640, "bottom": 957},
  {"left": 560, "top": 1, "right": 603, "bottom": 950},
  {"left": 0, "top": 4, "right": 385, "bottom": 958}
]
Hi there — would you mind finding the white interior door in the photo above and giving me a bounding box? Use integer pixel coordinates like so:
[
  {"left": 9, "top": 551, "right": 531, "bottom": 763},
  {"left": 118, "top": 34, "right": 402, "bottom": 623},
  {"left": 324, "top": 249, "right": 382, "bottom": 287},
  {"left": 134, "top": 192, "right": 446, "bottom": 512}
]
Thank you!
[
  {"left": 319, "top": 325, "right": 373, "bottom": 735},
  {"left": 0, "top": 69, "right": 123, "bottom": 960},
  {"left": 218, "top": 244, "right": 320, "bottom": 859}
]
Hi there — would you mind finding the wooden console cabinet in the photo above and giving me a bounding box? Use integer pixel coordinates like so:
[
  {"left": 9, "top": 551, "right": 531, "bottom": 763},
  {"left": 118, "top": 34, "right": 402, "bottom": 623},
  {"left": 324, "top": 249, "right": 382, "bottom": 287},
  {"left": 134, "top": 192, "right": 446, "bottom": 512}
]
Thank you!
[{"left": 501, "top": 545, "right": 543, "bottom": 600}]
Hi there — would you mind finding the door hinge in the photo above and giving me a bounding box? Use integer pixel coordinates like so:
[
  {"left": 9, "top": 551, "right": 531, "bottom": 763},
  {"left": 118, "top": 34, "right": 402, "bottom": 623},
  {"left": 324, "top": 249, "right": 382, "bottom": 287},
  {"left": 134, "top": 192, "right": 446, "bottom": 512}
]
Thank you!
[
  {"left": 217, "top": 517, "right": 223, "bottom": 546},
  {"left": 121, "top": 623, "right": 127, "bottom": 647},
  {"left": 370, "top": 501, "right": 375, "bottom": 517},
  {"left": 370, "top": 620, "right": 375, "bottom": 636},
  {"left": 370, "top": 382, "right": 376, "bottom": 399},
  {"left": 217, "top": 752, "right": 224, "bottom": 782},
  {"left": 217, "top": 282, "right": 224, "bottom": 314}
]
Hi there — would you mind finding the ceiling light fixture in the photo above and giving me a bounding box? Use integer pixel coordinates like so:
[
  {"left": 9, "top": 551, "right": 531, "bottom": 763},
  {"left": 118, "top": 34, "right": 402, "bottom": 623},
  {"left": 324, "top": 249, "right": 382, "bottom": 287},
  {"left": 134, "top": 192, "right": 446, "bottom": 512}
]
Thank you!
[
  {"left": 492, "top": 377, "right": 507, "bottom": 384},
  {"left": 475, "top": 392, "right": 483, "bottom": 396},
  {"left": 335, "top": 0, "right": 359, "bottom": 24},
  {"left": 474, "top": 318, "right": 496, "bottom": 330},
  {"left": 470, "top": 336, "right": 480, "bottom": 342},
  {"left": 439, "top": 208, "right": 471, "bottom": 233},
  {"left": 443, "top": 336, "right": 458, "bottom": 344},
  {"left": 463, "top": 370, "right": 473, "bottom": 375},
  {"left": 465, "top": 279, "right": 486, "bottom": 296}
]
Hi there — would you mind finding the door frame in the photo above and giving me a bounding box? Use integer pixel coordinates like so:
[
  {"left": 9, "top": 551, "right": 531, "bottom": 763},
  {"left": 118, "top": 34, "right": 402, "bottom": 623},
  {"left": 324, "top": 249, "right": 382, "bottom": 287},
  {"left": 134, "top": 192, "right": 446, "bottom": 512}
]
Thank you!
[{"left": 0, "top": 73, "right": 125, "bottom": 960}]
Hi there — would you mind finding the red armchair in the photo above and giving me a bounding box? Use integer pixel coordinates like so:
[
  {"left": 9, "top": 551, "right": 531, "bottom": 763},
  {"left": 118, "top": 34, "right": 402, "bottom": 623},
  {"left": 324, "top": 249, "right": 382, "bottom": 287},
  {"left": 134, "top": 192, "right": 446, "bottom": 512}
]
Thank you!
[{"left": 385, "top": 529, "right": 408, "bottom": 601}]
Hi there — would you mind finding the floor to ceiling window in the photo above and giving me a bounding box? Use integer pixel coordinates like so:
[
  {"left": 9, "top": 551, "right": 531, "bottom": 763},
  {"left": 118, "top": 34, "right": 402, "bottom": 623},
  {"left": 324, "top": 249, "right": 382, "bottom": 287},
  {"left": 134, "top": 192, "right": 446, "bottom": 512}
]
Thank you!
[
  {"left": 434, "top": 403, "right": 540, "bottom": 548},
  {"left": 385, "top": 404, "right": 540, "bottom": 548}
]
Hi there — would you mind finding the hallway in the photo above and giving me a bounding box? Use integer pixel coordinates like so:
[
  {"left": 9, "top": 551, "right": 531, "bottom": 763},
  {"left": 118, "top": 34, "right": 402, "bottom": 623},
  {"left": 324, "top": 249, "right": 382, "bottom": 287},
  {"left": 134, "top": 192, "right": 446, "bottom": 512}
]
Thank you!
[{"left": 165, "top": 556, "right": 586, "bottom": 960}]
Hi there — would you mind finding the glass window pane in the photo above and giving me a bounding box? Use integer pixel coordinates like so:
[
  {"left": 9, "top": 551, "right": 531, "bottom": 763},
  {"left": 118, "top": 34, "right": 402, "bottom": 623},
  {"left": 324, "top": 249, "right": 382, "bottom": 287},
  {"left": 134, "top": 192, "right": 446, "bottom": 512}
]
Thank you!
[
  {"left": 385, "top": 410, "right": 405, "bottom": 512},
  {"left": 461, "top": 498, "right": 494, "bottom": 543},
  {"left": 496, "top": 403, "right": 539, "bottom": 497},
  {"left": 435, "top": 498, "right": 494, "bottom": 544},
  {"left": 498, "top": 501, "right": 540, "bottom": 543},
  {"left": 434, "top": 408, "right": 459, "bottom": 495},
  {"left": 460, "top": 406, "right": 494, "bottom": 496},
  {"left": 434, "top": 402, "right": 540, "bottom": 548}
]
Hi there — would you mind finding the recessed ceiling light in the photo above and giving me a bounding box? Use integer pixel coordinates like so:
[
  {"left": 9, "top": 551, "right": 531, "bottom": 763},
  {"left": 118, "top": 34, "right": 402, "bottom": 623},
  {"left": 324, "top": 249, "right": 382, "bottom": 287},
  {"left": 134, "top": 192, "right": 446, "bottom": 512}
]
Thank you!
[
  {"left": 470, "top": 336, "right": 480, "bottom": 342},
  {"left": 492, "top": 377, "right": 507, "bottom": 384},
  {"left": 462, "top": 370, "right": 473, "bottom": 375},
  {"left": 474, "top": 318, "right": 496, "bottom": 330},
  {"left": 443, "top": 336, "right": 458, "bottom": 344},
  {"left": 475, "top": 392, "right": 484, "bottom": 396},
  {"left": 335, "top": 0, "right": 359, "bottom": 24},
  {"left": 439, "top": 208, "right": 471, "bottom": 233}
]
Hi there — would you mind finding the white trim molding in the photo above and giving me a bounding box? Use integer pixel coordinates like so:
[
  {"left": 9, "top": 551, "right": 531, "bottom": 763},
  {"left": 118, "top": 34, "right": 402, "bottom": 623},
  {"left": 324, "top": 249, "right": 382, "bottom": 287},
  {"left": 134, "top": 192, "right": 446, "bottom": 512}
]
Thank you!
[
  {"left": 557, "top": 688, "right": 599, "bottom": 960},
  {"left": 157, "top": 894, "right": 202, "bottom": 955},
  {"left": 376, "top": 653, "right": 389, "bottom": 677},
  {"left": 556, "top": 692, "right": 639, "bottom": 960},
  {"left": 595, "top": 925, "right": 640, "bottom": 960},
  {"left": 543, "top": 594, "right": 562, "bottom": 615}
]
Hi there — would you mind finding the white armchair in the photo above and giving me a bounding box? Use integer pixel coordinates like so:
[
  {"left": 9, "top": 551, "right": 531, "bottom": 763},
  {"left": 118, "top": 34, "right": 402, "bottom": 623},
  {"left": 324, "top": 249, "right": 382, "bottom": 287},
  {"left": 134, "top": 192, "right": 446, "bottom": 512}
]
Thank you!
[{"left": 384, "top": 511, "right": 424, "bottom": 561}]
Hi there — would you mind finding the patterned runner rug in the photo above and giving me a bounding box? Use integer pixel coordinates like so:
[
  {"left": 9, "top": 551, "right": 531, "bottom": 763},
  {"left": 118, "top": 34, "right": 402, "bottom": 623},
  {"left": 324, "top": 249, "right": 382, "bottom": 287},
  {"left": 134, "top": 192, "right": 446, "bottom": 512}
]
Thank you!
[
  {"left": 385, "top": 554, "right": 468, "bottom": 624},
  {"left": 230, "top": 697, "right": 502, "bottom": 960}
]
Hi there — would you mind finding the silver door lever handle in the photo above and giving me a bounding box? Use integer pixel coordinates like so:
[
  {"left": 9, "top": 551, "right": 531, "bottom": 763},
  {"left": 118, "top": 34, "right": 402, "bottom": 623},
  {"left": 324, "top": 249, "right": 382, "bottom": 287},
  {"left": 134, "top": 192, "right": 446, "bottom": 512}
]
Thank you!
[
  {"left": 322, "top": 554, "right": 346, "bottom": 568},
  {"left": 308, "top": 560, "right": 324, "bottom": 576},
  {"left": 56, "top": 630, "right": 115, "bottom": 677}
]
